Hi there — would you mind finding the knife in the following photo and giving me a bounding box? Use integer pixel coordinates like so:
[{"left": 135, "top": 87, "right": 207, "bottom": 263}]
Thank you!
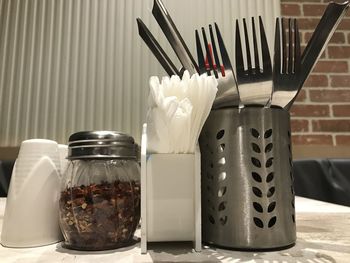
[
  {"left": 137, "top": 18, "right": 180, "bottom": 77},
  {"left": 152, "top": 0, "right": 199, "bottom": 75},
  {"left": 285, "top": 1, "right": 350, "bottom": 110}
]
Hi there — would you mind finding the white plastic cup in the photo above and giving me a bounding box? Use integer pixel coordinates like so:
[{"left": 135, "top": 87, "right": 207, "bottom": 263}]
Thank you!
[
  {"left": 1, "top": 139, "right": 63, "bottom": 247},
  {"left": 58, "top": 144, "right": 68, "bottom": 175}
]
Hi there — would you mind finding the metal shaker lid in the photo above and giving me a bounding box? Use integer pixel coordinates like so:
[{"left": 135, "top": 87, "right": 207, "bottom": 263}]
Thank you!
[{"left": 68, "top": 131, "right": 137, "bottom": 160}]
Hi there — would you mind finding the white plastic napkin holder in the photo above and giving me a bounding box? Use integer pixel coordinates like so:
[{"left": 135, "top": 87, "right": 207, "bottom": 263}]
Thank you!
[{"left": 141, "top": 124, "right": 201, "bottom": 254}]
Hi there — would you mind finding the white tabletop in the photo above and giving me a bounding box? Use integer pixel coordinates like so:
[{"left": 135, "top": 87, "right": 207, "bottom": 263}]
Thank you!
[{"left": 0, "top": 196, "right": 350, "bottom": 262}]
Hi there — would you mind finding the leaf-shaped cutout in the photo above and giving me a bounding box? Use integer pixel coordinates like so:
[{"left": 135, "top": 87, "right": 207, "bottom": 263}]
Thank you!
[
  {"left": 251, "top": 128, "right": 260, "bottom": 138},
  {"left": 268, "top": 201, "right": 276, "bottom": 212},
  {"left": 252, "top": 187, "right": 262, "bottom": 197},
  {"left": 291, "top": 200, "right": 295, "bottom": 208},
  {"left": 265, "top": 157, "right": 273, "bottom": 168},
  {"left": 218, "top": 201, "right": 227, "bottom": 211},
  {"left": 219, "top": 172, "right": 226, "bottom": 181},
  {"left": 264, "top": 129, "right": 273, "bottom": 138},
  {"left": 253, "top": 217, "right": 264, "bottom": 228},
  {"left": 266, "top": 172, "right": 274, "bottom": 183},
  {"left": 288, "top": 131, "right": 291, "bottom": 138},
  {"left": 216, "top": 130, "right": 225, "bottom": 140},
  {"left": 265, "top": 143, "right": 273, "bottom": 153},
  {"left": 218, "top": 186, "right": 227, "bottom": 197},
  {"left": 217, "top": 144, "right": 225, "bottom": 153},
  {"left": 253, "top": 202, "right": 263, "bottom": 213},
  {"left": 267, "top": 187, "right": 275, "bottom": 197},
  {"left": 252, "top": 172, "right": 262, "bottom": 182},
  {"left": 210, "top": 163, "right": 214, "bottom": 168},
  {"left": 209, "top": 215, "right": 215, "bottom": 224},
  {"left": 251, "top": 157, "right": 261, "bottom": 168},
  {"left": 288, "top": 144, "right": 291, "bottom": 153},
  {"left": 289, "top": 158, "right": 293, "bottom": 166},
  {"left": 291, "top": 186, "right": 294, "bottom": 194},
  {"left": 292, "top": 215, "right": 295, "bottom": 223},
  {"left": 218, "top": 157, "right": 226, "bottom": 165},
  {"left": 220, "top": 216, "right": 228, "bottom": 225},
  {"left": 252, "top": 143, "right": 261, "bottom": 153},
  {"left": 290, "top": 172, "right": 294, "bottom": 181},
  {"left": 268, "top": 216, "right": 277, "bottom": 228}
]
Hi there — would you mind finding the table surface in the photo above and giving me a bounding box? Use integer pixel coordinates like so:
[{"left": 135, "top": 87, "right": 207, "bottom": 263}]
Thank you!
[{"left": 0, "top": 196, "right": 350, "bottom": 263}]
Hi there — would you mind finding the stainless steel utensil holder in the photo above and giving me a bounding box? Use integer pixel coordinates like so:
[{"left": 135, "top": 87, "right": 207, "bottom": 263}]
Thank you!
[{"left": 199, "top": 107, "right": 296, "bottom": 250}]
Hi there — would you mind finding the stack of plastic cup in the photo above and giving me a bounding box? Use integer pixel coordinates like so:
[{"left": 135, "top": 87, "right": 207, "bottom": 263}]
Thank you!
[{"left": 1, "top": 139, "right": 63, "bottom": 247}]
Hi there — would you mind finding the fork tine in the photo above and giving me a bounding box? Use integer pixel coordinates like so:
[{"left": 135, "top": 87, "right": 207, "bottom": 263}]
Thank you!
[
  {"left": 274, "top": 18, "right": 281, "bottom": 76},
  {"left": 209, "top": 24, "right": 221, "bottom": 75},
  {"left": 252, "top": 17, "right": 260, "bottom": 71},
  {"left": 202, "top": 27, "right": 218, "bottom": 78},
  {"left": 195, "top": 29, "right": 206, "bottom": 75},
  {"left": 259, "top": 16, "right": 272, "bottom": 73},
  {"left": 215, "top": 23, "right": 232, "bottom": 70},
  {"left": 294, "top": 19, "right": 301, "bottom": 74},
  {"left": 288, "top": 18, "right": 293, "bottom": 74},
  {"left": 281, "top": 18, "right": 287, "bottom": 74},
  {"left": 243, "top": 18, "right": 252, "bottom": 72},
  {"left": 235, "top": 20, "right": 245, "bottom": 75}
]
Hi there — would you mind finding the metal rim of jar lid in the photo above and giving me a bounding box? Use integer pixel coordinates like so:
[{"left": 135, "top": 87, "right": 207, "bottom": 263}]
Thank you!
[{"left": 68, "top": 131, "right": 137, "bottom": 160}]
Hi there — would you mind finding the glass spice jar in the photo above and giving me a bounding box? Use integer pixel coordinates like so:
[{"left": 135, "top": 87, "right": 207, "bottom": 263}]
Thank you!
[{"left": 59, "top": 131, "right": 140, "bottom": 251}]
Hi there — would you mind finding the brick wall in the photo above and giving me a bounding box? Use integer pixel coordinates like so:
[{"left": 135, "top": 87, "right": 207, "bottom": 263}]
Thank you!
[{"left": 281, "top": 0, "right": 350, "bottom": 147}]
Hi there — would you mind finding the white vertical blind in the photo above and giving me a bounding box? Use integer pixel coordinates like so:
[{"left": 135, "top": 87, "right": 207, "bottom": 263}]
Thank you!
[{"left": 0, "top": 0, "right": 280, "bottom": 146}]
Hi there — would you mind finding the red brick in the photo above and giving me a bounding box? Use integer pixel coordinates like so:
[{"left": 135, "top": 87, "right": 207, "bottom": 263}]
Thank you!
[
  {"left": 303, "top": 4, "right": 327, "bottom": 16},
  {"left": 328, "top": 46, "right": 350, "bottom": 59},
  {"left": 336, "top": 135, "right": 350, "bottom": 146},
  {"left": 313, "top": 120, "right": 350, "bottom": 132},
  {"left": 290, "top": 105, "right": 330, "bottom": 117},
  {"left": 295, "top": 90, "right": 306, "bottom": 102},
  {"left": 304, "top": 32, "right": 314, "bottom": 45},
  {"left": 333, "top": 105, "right": 350, "bottom": 116},
  {"left": 281, "top": 4, "right": 301, "bottom": 16},
  {"left": 303, "top": 32, "right": 311, "bottom": 45},
  {"left": 304, "top": 74, "right": 328, "bottom": 87},
  {"left": 338, "top": 19, "right": 350, "bottom": 30},
  {"left": 329, "top": 32, "right": 346, "bottom": 44},
  {"left": 310, "top": 90, "right": 350, "bottom": 102},
  {"left": 319, "top": 50, "right": 327, "bottom": 59},
  {"left": 330, "top": 76, "right": 350, "bottom": 87},
  {"left": 312, "top": 61, "right": 348, "bottom": 73},
  {"left": 295, "top": 89, "right": 307, "bottom": 102},
  {"left": 306, "top": 32, "right": 345, "bottom": 44},
  {"left": 292, "top": 135, "right": 333, "bottom": 145},
  {"left": 291, "top": 119, "right": 309, "bottom": 132},
  {"left": 298, "top": 18, "right": 320, "bottom": 30}
]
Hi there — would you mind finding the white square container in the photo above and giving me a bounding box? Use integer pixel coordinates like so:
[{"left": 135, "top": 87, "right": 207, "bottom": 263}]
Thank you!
[{"left": 140, "top": 124, "right": 201, "bottom": 253}]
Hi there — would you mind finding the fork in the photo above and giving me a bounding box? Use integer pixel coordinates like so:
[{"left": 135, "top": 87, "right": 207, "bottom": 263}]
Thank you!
[
  {"left": 271, "top": 18, "right": 301, "bottom": 109},
  {"left": 195, "top": 23, "right": 240, "bottom": 109},
  {"left": 235, "top": 17, "right": 273, "bottom": 106}
]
